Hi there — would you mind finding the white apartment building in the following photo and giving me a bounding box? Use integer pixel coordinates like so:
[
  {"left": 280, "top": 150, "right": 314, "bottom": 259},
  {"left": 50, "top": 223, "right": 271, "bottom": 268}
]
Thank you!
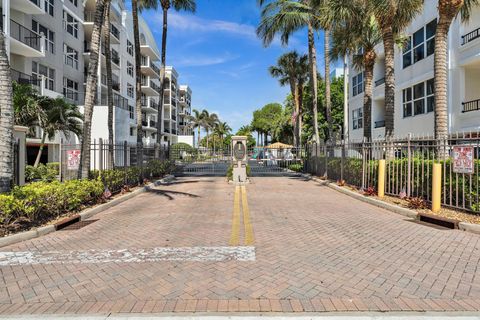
[
  {"left": 2, "top": 0, "right": 193, "bottom": 164},
  {"left": 177, "top": 85, "right": 194, "bottom": 145},
  {"left": 348, "top": 0, "right": 480, "bottom": 141}
]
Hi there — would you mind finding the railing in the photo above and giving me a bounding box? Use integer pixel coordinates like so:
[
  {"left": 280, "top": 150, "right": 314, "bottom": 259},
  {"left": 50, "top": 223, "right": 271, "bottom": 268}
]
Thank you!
[
  {"left": 112, "top": 81, "right": 120, "bottom": 91},
  {"left": 151, "top": 81, "right": 161, "bottom": 94},
  {"left": 29, "top": 0, "right": 42, "bottom": 7},
  {"left": 375, "top": 77, "right": 385, "bottom": 87},
  {"left": 152, "top": 63, "right": 160, "bottom": 75},
  {"left": 84, "top": 11, "right": 95, "bottom": 22},
  {"left": 6, "top": 19, "right": 42, "bottom": 52},
  {"left": 150, "top": 120, "right": 157, "bottom": 128},
  {"left": 111, "top": 49, "right": 120, "bottom": 66},
  {"left": 374, "top": 120, "right": 385, "bottom": 128},
  {"left": 111, "top": 24, "right": 120, "bottom": 40},
  {"left": 462, "top": 27, "right": 480, "bottom": 45},
  {"left": 462, "top": 98, "right": 480, "bottom": 113},
  {"left": 11, "top": 69, "right": 41, "bottom": 87},
  {"left": 172, "top": 114, "right": 177, "bottom": 121}
]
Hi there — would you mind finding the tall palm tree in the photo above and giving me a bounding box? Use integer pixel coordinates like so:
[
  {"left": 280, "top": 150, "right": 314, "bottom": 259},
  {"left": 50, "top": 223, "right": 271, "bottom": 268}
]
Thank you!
[
  {"left": 187, "top": 109, "right": 204, "bottom": 147},
  {"left": 156, "top": 0, "right": 196, "bottom": 142},
  {"left": 214, "top": 121, "right": 232, "bottom": 150},
  {"left": 79, "top": 0, "right": 109, "bottom": 179},
  {"left": 257, "top": 0, "right": 322, "bottom": 144},
  {"left": 370, "top": 0, "right": 423, "bottom": 138},
  {"left": 201, "top": 110, "right": 219, "bottom": 151},
  {"left": 0, "top": 30, "right": 13, "bottom": 193},
  {"left": 103, "top": 2, "right": 114, "bottom": 168},
  {"left": 34, "top": 98, "right": 83, "bottom": 167},
  {"left": 331, "top": 10, "right": 382, "bottom": 141},
  {"left": 269, "top": 51, "right": 309, "bottom": 147},
  {"left": 434, "top": 0, "right": 478, "bottom": 145},
  {"left": 12, "top": 82, "right": 44, "bottom": 129}
]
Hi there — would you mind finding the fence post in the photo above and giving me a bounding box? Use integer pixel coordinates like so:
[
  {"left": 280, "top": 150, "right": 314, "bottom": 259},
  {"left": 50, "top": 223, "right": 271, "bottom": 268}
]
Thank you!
[
  {"left": 123, "top": 140, "right": 127, "bottom": 186},
  {"left": 99, "top": 138, "right": 103, "bottom": 172},
  {"left": 155, "top": 143, "right": 160, "bottom": 159},
  {"left": 361, "top": 137, "right": 366, "bottom": 189},
  {"left": 432, "top": 162, "right": 442, "bottom": 212},
  {"left": 340, "top": 139, "right": 345, "bottom": 182},
  {"left": 378, "top": 159, "right": 386, "bottom": 198},
  {"left": 407, "top": 133, "right": 412, "bottom": 197}
]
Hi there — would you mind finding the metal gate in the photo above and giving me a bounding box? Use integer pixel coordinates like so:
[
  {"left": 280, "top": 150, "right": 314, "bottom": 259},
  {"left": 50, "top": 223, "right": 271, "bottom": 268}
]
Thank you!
[
  {"left": 247, "top": 146, "right": 304, "bottom": 177},
  {"left": 171, "top": 147, "right": 231, "bottom": 176}
]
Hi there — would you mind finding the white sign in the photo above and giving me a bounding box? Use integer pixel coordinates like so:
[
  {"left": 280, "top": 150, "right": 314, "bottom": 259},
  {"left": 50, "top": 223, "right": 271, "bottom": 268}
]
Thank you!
[
  {"left": 67, "top": 150, "right": 81, "bottom": 170},
  {"left": 453, "top": 146, "right": 474, "bottom": 174}
]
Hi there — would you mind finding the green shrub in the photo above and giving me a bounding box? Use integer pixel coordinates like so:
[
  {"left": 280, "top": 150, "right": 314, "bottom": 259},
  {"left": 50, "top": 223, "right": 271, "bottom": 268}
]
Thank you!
[
  {"left": 288, "top": 163, "right": 303, "bottom": 172},
  {"left": 0, "top": 179, "right": 103, "bottom": 233},
  {"left": 25, "top": 162, "right": 59, "bottom": 182},
  {"left": 170, "top": 143, "right": 196, "bottom": 161}
]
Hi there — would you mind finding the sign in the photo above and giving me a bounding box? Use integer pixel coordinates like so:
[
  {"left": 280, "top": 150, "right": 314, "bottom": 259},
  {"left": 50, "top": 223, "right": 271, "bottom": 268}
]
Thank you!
[
  {"left": 67, "top": 149, "right": 81, "bottom": 170},
  {"left": 233, "top": 141, "right": 246, "bottom": 161},
  {"left": 453, "top": 146, "right": 474, "bottom": 174}
]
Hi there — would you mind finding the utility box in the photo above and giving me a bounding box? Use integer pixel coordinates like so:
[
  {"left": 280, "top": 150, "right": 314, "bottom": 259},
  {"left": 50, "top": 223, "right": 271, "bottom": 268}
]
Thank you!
[{"left": 231, "top": 136, "right": 247, "bottom": 184}]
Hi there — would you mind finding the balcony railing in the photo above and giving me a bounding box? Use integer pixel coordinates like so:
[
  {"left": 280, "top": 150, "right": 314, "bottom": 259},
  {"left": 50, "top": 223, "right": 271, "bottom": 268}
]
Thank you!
[
  {"left": 374, "top": 120, "right": 385, "bottom": 128},
  {"left": 111, "top": 49, "right": 120, "bottom": 66},
  {"left": 375, "top": 77, "right": 385, "bottom": 87},
  {"left": 462, "top": 27, "right": 480, "bottom": 46},
  {"left": 11, "top": 69, "right": 41, "bottom": 87},
  {"left": 462, "top": 98, "right": 480, "bottom": 113},
  {"left": 111, "top": 24, "right": 120, "bottom": 40},
  {"left": 84, "top": 11, "right": 95, "bottom": 23},
  {"left": 4, "top": 18, "right": 42, "bottom": 52}
]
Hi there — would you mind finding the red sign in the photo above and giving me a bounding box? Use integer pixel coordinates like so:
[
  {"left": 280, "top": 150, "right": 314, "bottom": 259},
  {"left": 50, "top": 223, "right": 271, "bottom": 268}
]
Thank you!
[
  {"left": 453, "top": 146, "right": 474, "bottom": 174},
  {"left": 67, "top": 150, "right": 81, "bottom": 170}
]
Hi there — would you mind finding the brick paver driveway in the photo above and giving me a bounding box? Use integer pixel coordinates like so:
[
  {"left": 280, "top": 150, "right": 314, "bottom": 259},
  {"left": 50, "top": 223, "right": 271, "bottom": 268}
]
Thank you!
[{"left": 1, "top": 176, "right": 480, "bottom": 315}]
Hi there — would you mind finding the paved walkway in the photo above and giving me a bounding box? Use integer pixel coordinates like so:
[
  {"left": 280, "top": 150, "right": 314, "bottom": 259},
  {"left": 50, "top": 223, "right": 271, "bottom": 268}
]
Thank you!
[{"left": 1, "top": 177, "right": 480, "bottom": 315}]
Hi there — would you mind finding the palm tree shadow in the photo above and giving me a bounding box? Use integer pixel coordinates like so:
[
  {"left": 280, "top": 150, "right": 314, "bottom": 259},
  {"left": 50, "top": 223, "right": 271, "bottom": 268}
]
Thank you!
[
  {"left": 145, "top": 187, "right": 200, "bottom": 200},
  {"left": 154, "top": 180, "right": 216, "bottom": 187}
]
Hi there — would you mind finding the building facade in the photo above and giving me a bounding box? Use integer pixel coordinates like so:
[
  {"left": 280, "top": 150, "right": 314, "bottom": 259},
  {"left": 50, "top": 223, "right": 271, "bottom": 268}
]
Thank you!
[
  {"left": 347, "top": 0, "right": 480, "bottom": 141},
  {"left": 2, "top": 0, "right": 193, "bottom": 164}
]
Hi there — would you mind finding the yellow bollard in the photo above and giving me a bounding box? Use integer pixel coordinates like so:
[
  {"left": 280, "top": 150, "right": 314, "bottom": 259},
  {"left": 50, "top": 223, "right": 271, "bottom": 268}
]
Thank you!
[
  {"left": 378, "top": 159, "right": 385, "bottom": 198},
  {"left": 432, "top": 163, "right": 442, "bottom": 212}
]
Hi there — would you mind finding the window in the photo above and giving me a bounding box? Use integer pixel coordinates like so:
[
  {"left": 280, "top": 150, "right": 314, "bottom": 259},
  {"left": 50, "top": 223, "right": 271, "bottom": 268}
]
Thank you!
[
  {"left": 63, "top": 77, "right": 78, "bottom": 101},
  {"left": 352, "top": 108, "right": 363, "bottom": 130},
  {"left": 32, "top": 20, "right": 55, "bottom": 54},
  {"left": 403, "top": 19, "right": 437, "bottom": 68},
  {"left": 63, "top": 11, "right": 79, "bottom": 38},
  {"left": 32, "top": 62, "right": 55, "bottom": 91},
  {"left": 64, "top": 44, "right": 79, "bottom": 69},
  {"left": 68, "top": 0, "right": 78, "bottom": 6},
  {"left": 127, "top": 40, "right": 133, "bottom": 56},
  {"left": 127, "top": 61, "right": 134, "bottom": 77},
  {"left": 44, "top": 0, "right": 54, "bottom": 16},
  {"left": 352, "top": 72, "right": 364, "bottom": 96},
  {"left": 130, "top": 127, "right": 135, "bottom": 136},
  {"left": 127, "top": 83, "right": 134, "bottom": 98},
  {"left": 402, "top": 78, "right": 434, "bottom": 117},
  {"left": 129, "top": 105, "right": 135, "bottom": 119}
]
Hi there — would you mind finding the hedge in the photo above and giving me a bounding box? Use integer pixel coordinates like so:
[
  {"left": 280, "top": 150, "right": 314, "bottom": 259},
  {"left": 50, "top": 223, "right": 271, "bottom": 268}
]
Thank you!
[
  {"left": 0, "top": 179, "right": 104, "bottom": 235},
  {"left": 25, "top": 162, "right": 60, "bottom": 182}
]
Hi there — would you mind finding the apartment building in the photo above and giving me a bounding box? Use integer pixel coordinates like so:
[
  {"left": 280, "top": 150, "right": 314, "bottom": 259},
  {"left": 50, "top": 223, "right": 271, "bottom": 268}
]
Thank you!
[
  {"left": 348, "top": 0, "right": 480, "bottom": 141},
  {"left": 3, "top": 0, "right": 194, "bottom": 164},
  {"left": 177, "top": 85, "right": 194, "bottom": 145}
]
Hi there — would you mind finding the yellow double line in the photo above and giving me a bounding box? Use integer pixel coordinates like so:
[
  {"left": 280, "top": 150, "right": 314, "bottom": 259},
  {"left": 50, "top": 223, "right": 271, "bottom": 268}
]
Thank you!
[{"left": 229, "top": 185, "right": 254, "bottom": 246}]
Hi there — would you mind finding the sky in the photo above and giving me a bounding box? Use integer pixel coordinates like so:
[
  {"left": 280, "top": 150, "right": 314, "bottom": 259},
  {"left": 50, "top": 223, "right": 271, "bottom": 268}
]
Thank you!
[{"left": 137, "top": 0, "right": 327, "bottom": 133}]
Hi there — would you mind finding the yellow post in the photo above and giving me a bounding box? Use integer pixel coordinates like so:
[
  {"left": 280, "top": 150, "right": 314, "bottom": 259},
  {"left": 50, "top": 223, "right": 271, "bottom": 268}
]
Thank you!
[
  {"left": 432, "top": 163, "right": 442, "bottom": 212},
  {"left": 378, "top": 159, "right": 385, "bottom": 198}
]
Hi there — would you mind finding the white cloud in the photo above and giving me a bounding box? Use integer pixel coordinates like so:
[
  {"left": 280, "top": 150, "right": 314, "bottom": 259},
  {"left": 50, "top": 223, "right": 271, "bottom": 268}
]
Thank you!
[{"left": 174, "top": 52, "right": 238, "bottom": 67}]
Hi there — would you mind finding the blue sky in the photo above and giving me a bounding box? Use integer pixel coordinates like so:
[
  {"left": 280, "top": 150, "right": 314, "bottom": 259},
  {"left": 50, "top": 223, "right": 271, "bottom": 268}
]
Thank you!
[{"left": 138, "top": 0, "right": 326, "bottom": 133}]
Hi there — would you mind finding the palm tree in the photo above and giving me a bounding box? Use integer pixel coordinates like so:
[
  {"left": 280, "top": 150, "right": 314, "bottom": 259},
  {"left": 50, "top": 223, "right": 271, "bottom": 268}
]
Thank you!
[
  {"left": 79, "top": 0, "right": 109, "bottom": 179},
  {"left": 434, "top": 0, "right": 478, "bottom": 145},
  {"left": 269, "top": 51, "right": 308, "bottom": 147},
  {"left": 214, "top": 121, "right": 232, "bottom": 150},
  {"left": 34, "top": 98, "right": 83, "bottom": 167},
  {"left": 257, "top": 0, "right": 322, "bottom": 144},
  {"left": 103, "top": 3, "right": 114, "bottom": 168},
  {"left": 0, "top": 30, "right": 13, "bottom": 193},
  {"left": 201, "top": 110, "right": 219, "bottom": 151},
  {"left": 331, "top": 10, "right": 382, "bottom": 141},
  {"left": 370, "top": 0, "right": 423, "bottom": 137},
  {"left": 187, "top": 109, "right": 204, "bottom": 148},
  {"left": 156, "top": 0, "right": 196, "bottom": 143},
  {"left": 12, "top": 82, "right": 44, "bottom": 129}
]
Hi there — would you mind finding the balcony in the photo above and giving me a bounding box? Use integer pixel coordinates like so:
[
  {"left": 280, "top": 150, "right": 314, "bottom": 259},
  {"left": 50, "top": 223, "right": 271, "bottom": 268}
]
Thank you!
[
  {"left": 462, "top": 98, "right": 480, "bottom": 113},
  {"left": 140, "top": 44, "right": 160, "bottom": 61},
  {"left": 141, "top": 76, "right": 161, "bottom": 96},
  {"left": 462, "top": 27, "right": 480, "bottom": 46},
  {"left": 3, "top": 19, "right": 45, "bottom": 57},
  {"left": 110, "top": 24, "right": 120, "bottom": 44},
  {"left": 374, "top": 120, "right": 385, "bottom": 128},
  {"left": 11, "top": 69, "right": 41, "bottom": 90},
  {"left": 141, "top": 97, "right": 159, "bottom": 114},
  {"left": 140, "top": 56, "right": 160, "bottom": 78},
  {"left": 375, "top": 77, "right": 385, "bottom": 87},
  {"left": 11, "top": 0, "right": 45, "bottom": 14},
  {"left": 142, "top": 119, "right": 157, "bottom": 131}
]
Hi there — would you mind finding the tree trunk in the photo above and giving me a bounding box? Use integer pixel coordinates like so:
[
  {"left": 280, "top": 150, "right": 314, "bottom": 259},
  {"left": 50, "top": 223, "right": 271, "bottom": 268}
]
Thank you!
[
  {"left": 157, "top": 7, "right": 169, "bottom": 142},
  {"left": 298, "top": 84, "right": 304, "bottom": 147},
  {"left": 197, "top": 126, "right": 201, "bottom": 148},
  {"left": 33, "top": 132, "right": 47, "bottom": 168},
  {"left": 103, "top": 3, "right": 114, "bottom": 169},
  {"left": 343, "top": 55, "right": 348, "bottom": 141},
  {"left": 0, "top": 30, "right": 13, "bottom": 193},
  {"left": 293, "top": 83, "right": 300, "bottom": 147},
  {"left": 382, "top": 25, "right": 395, "bottom": 138},
  {"left": 132, "top": 0, "right": 144, "bottom": 183},
  {"left": 324, "top": 29, "right": 333, "bottom": 143},
  {"left": 79, "top": 0, "right": 107, "bottom": 179},
  {"left": 363, "top": 54, "right": 375, "bottom": 141},
  {"left": 307, "top": 21, "right": 320, "bottom": 144}
]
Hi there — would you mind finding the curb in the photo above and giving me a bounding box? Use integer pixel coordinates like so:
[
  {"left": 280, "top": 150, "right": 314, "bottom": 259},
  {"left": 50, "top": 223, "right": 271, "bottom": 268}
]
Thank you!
[
  {"left": 302, "top": 173, "right": 418, "bottom": 220},
  {"left": 459, "top": 222, "right": 480, "bottom": 235},
  {"left": 0, "top": 175, "right": 175, "bottom": 249}
]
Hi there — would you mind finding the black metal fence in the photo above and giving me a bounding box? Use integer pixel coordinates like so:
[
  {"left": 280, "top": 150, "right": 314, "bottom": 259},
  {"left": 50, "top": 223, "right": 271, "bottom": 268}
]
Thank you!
[{"left": 304, "top": 134, "right": 480, "bottom": 214}]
